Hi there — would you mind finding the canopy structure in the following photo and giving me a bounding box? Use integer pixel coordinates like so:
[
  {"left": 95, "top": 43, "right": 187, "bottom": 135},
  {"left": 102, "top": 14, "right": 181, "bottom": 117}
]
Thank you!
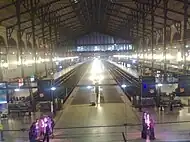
[{"left": 0, "top": 0, "right": 187, "bottom": 45}]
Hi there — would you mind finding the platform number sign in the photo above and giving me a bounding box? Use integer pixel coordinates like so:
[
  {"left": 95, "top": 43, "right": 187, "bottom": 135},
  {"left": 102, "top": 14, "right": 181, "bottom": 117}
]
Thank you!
[
  {"left": 141, "top": 76, "right": 156, "bottom": 97},
  {"left": 177, "top": 75, "right": 190, "bottom": 96}
]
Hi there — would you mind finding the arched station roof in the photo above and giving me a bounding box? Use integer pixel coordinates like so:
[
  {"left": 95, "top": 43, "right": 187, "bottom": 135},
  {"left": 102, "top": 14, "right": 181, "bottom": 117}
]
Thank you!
[{"left": 0, "top": 0, "right": 188, "bottom": 45}]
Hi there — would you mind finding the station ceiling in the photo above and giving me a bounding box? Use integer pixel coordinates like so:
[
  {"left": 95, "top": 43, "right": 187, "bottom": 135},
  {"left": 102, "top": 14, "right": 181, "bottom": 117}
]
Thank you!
[{"left": 0, "top": 0, "right": 188, "bottom": 43}]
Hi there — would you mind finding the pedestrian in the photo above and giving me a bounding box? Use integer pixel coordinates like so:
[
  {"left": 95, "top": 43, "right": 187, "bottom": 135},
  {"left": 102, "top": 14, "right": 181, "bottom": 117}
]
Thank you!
[
  {"left": 149, "top": 118, "right": 155, "bottom": 140},
  {"left": 29, "top": 123, "right": 37, "bottom": 142},
  {"left": 43, "top": 122, "right": 50, "bottom": 142}
]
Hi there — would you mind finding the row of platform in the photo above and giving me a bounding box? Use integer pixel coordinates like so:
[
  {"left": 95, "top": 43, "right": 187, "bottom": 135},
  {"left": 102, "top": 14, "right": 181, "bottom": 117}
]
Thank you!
[
  {"left": 2, "top": 59, "right": 190, "bottom": 141},
  {"left": 52, "top": 60, "right": 190, "bottom": 141}
]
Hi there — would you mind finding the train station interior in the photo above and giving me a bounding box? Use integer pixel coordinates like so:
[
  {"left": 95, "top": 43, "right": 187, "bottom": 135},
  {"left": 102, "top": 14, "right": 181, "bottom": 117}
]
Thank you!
[{"left": 0, "top": 0, "right": 190, "bottom": 141}]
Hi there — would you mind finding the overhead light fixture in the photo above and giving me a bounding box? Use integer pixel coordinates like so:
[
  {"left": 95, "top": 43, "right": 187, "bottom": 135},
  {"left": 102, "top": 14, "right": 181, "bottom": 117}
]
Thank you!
[
  {"left": 51, "top": 87, "right": 56, "bottom": 91},
  {"left": 73, "top": 0, "right": 78, "bottom": 3},
  {"left": 121, "top": 84, "right": 127, "bottom": 88}
]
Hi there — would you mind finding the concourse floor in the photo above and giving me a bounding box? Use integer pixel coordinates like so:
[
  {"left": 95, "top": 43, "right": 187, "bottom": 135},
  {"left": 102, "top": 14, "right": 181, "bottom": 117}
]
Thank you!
[
  {"left": 4, "top": 61, "right": 190, "bottom": 141},
  {"left": 56, "top": 61, "right": 139, "bottom": 127},
  {"left": 52, "top": 61, "right": 190, "bottom": 142}
]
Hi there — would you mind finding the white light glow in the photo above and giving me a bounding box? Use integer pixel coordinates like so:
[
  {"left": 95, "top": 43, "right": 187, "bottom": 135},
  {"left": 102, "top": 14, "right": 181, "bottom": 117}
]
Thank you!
[
  {"left": 51, "top": 87, "right": 56, "bottom": 91},
  {"left": 14, "top": 88, "right": 20, "bottom": 92},
  {"left": 121, "top": 84, "right": 127, "bottom": 88},
  {"left": 89, "top": 59, "right": 104, "bottom": 83},
  {"left": 127, "top": 64, "right": 131, "bottom": 68},
  {"left": 157, "top": 84, "right": 163, "bottom": 87},
  {"left": 5, "top": 56, "right": 78, "bottom": 66},
  {"left": 87, "top": 86, "right": 92, "bottom": 89}
]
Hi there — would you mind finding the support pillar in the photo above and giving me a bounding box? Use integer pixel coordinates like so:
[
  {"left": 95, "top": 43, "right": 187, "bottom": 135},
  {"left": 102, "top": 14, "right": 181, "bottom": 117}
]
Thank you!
[
  {"left": 49, "top": 14, "right": 54, "bottom": 72},
  {"left": 31, "top": 0, "right": 38, "bottom": 76},
  {"left": 142, "top": 4, "right": 145, "bottom": 75},
  {"left": 136, "top": 10, "right": 139, "bottom": 72},
  {"left": 163, "top": 0, "right": 168, "bottom": 82},
  {"left": 16, "top": 0, "right": 24, "bottom": 79},
  {"left": 183, "top": 0, "right": 188, "bottom": 74},
  {"left": 151, "top": 0, "right": 154, "bottom": 75},
  {"left": 54, "top": 22, "right": 58, "bottom": 49},
  {"left": 41, "top": 8, "right": 48, "bottom": 77}
]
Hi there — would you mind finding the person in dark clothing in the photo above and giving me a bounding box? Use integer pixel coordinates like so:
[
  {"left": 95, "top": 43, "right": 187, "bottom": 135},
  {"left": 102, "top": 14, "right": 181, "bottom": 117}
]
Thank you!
[
  {"left": 29, "top": 123, "right": 37, "bottom": 142},
  {"left": 149, "top": 118, "right": 155, "bottom": 140},
  {"left": 43, "top": 123, "right": 50, "bottom": 142},
  {"left": 51, "top": 118, "right": 55, "bottom": 137}
]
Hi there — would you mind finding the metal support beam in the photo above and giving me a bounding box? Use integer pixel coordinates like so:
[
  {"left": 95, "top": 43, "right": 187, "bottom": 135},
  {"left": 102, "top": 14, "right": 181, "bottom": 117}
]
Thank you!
[
  {"left": 0, "top": 0, "right": 62, "bottom": 23},
  {"left": 54, "top": 19, "right": 58, "bottom": 49},
  {"left": 151, "top": 0, "right": 154, "bottom": 75},
  {"left": 107, "top": 8, "right": 172, "bottom": 27},
  {"left": 30, "top": 0, "right": 38, "bottom": 77},
  {"left": 163, "top": 0, "right": 169, "bottom": 81},
  {"left": 142, "top": 4, "right": 146, "bottom": 75},
  {"left": 23, "top": 15, "right": 77, "bottom": 31},
  {"left": 49, "top": 13, "right": 54, "bottom": 72},
  {"left": 16, "top": 0, "right": 25, "bottom": 79},
  {"left": 41, "top": 8, "right": 48, "bottom": 77},
  {"left": 183, "top": 0, "right": 188, "bottom": 74},
  {"left": 111, "top": 2, "right": 180, "bottom": 23},
  {"left": 134, "top": 1, "right": 190, "bottom": 16}
]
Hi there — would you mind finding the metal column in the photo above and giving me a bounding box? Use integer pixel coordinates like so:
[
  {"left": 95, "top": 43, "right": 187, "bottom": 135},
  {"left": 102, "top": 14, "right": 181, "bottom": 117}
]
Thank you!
[
  {"left": 142, "top": 4, "right": 145, "bottom": 75},
  {"left": 136, "top": 9, "right": 139, "bottom": 72},
  {"left": 30, "top": 0, "right": 38, "bottom": 75},
  {"left": 54, "top": 20, "right": 58, "bottom": 49},
  {"left": 49, "top": 14, "right": 54, "bottom": 72},
  {"left": 16, "top": 0, "right": 24, "bottom": 79},
  {"left": 183, "top": 0, "right": 188, "bottom": 74},
  {"left": 41, "top": 8, "right": 48, "bottom": 76},
  {"left": 151, "top": 0, "right": 155, "bottom": 75},
  {"left": 163, "top": 0, "right": 168, "bottom": 81}
]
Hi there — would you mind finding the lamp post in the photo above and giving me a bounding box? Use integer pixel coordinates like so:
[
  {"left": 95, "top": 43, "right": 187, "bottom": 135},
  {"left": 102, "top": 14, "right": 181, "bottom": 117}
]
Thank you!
[
  {"left": 121, "top": 84, "right": 128, "bottom": 141},
  {"left": 50, "top": 86, "right": 56, "bottom": 115}
]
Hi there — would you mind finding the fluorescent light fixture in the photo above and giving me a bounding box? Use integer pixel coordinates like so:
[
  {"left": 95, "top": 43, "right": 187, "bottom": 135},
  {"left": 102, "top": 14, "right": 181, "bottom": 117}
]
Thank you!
[
  {"left": 87, "top": 86, "right": 92, "bottom": 89},
  {"left": 15, "top": 88, "right": 20, "bottom": 91},
  {"left": 121, "top": 84, "right": 127, "bottom": 88},
  {"left": 51, "top": 87, "right": 56, "bottom": 91},
  {"left": 157, "top": 84, "right": 162, "bottom": 87}
]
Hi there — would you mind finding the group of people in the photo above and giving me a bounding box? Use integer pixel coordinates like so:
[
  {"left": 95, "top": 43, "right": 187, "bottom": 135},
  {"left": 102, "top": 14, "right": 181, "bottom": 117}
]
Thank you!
[
  {"left": 141, "top": 112, "right": 155, "bottom": 140},
  {"left": 29, "top": 115, "right": 55, "bottom": 142}
]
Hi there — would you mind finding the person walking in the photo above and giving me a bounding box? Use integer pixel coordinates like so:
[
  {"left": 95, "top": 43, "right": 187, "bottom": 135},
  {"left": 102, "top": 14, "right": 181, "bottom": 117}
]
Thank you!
[
  {"left": 29, "top": 123, "right": 37, "bottom": 142},
  {"left": 43, "top": 122, "right": 50, "bottom": 142}
]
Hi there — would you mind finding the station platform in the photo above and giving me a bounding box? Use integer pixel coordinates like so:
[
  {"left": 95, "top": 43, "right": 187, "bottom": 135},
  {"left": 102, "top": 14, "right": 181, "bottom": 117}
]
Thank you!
[
  {"left": 11, "top": 62, "right": 83, "bottom": 99},
  {"left": 52, "top": 60, "right": 190, "bottom": 141},
  {"left": 109, "top": 61, "right": 177, "bottom": 94},
  {"left": 2, "top": 60, "right": 190, "bottom": 141}
]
